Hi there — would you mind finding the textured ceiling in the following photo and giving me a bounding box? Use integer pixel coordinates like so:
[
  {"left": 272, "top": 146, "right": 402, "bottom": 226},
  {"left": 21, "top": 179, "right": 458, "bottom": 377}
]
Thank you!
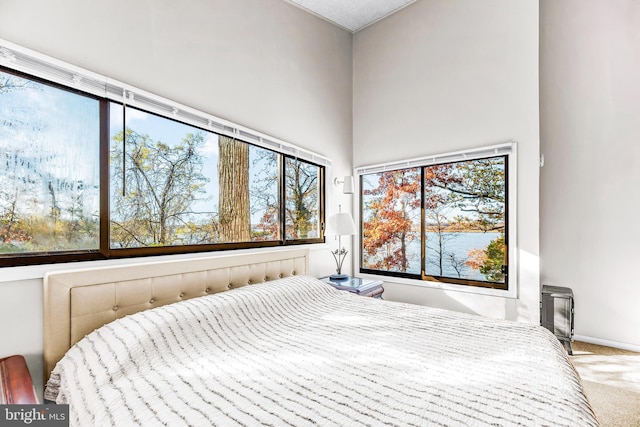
[{"left": 285, "top": 0, "right": 417, "bottom": 32}]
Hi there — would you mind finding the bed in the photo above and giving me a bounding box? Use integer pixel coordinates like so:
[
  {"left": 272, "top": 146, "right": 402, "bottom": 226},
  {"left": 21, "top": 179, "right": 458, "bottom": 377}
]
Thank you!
[{"left": 43, "top": 248, "right": 598, "bottom": 426}]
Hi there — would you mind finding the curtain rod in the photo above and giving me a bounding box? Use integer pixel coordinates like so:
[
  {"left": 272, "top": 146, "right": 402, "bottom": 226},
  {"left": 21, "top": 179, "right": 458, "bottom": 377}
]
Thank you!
[
  {"left": 355, "top": 141, "right": 514, "bottom": 175},
  {"left": 0, "top": 39, "right": 331, "bottom": 167}
]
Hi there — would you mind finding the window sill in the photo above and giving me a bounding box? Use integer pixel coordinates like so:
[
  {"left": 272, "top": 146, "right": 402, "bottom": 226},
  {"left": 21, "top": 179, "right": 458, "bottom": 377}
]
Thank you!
[
  {"left": 0, "top": 245, "right": 327, "bottom": 284},
  {"left": 356, "top": 271, "right": 518, "bottom": 299}
]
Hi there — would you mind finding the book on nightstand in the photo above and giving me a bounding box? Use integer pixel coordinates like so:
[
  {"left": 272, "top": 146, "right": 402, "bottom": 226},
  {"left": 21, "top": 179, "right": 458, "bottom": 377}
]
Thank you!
[{"left": 320, "top": 276, "right": 383, "bottom": 295}]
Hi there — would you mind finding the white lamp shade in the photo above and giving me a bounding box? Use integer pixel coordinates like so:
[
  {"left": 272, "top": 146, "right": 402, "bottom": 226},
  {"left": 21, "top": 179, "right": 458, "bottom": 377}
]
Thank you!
[{"left": 325, "top": 212, "right": 356, "bottom": 236}]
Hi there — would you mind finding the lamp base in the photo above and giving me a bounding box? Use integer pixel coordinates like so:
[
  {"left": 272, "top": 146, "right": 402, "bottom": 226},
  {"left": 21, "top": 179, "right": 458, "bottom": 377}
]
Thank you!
[{"left": 329, "top": 274, "right": 349, "bottom": 281}]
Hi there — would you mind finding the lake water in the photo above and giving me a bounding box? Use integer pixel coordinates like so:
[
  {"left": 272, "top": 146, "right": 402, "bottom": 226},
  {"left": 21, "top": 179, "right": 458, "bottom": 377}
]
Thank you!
[{"left": 404, "top": 232, "right": 502, "bottom": 281}]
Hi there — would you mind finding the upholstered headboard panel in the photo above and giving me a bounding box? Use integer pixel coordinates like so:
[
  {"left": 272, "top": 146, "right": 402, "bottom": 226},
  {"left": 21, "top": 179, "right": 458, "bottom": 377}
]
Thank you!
[{"left": 43, "top": 248, "right": 309, "bottom": 381}]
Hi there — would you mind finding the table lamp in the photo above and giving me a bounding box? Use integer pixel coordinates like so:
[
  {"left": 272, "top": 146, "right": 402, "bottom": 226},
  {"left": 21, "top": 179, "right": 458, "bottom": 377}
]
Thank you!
[{"left": 326, "top": 206, "right": 356, "bottom": 280}]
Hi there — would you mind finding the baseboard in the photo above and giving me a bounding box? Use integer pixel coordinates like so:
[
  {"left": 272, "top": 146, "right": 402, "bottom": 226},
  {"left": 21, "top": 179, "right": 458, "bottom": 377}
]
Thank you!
[{"left": 574, "top": 335, "right": 640, "bottom": 353}]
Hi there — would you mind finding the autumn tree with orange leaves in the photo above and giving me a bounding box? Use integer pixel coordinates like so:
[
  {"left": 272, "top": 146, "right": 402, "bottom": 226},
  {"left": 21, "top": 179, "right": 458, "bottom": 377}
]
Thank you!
[{"left": 362, "top": 168, "right": 421, "bottom": 273}]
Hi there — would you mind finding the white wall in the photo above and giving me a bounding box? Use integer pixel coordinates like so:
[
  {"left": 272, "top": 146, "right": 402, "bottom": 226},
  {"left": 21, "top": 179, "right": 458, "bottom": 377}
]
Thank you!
[
  {"left": 353, "top": 0, "right": 540, "bottom": 322},
  {"left": 540, "top": 0, "right": 640, "bottom": 350},
  {"left": 0, "top": 0, "right": 353, "bottom": 395}
]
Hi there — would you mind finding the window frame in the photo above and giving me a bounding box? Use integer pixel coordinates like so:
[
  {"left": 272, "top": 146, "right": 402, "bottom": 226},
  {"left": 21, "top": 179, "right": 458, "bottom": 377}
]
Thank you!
[
  {"left": 0, "top": 65, "right": 326, "bottom": 267},
  {"left": 283, "top": 157, "right": 325, "bottom": 242},
  {"left": 357, "top": 143, "right": 517, "bottom": 298}
]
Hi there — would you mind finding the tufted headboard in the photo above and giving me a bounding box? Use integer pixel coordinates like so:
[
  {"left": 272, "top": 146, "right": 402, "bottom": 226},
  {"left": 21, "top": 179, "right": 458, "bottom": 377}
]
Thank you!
[{"left": 43, "top": 248, "right": 308, "bottom": 382}]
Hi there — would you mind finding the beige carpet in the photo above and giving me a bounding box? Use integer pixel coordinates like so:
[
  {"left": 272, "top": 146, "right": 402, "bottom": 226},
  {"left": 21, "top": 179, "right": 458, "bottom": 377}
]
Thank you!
[{"left": 570, "top": 341, "right": 640, "bottom": 427}]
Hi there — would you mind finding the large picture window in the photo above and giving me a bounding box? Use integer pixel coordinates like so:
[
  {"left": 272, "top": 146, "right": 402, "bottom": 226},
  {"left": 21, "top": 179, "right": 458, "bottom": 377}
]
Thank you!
[
  {"left": 0, "top": 65, "right": 325, "bottom": 266},
  {"left": 360, "top": 148, "right": 511, "bottom": 291}
]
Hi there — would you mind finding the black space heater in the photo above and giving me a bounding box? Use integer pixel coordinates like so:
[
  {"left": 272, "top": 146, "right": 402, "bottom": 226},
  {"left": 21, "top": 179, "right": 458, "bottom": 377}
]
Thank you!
[{"left": 541, "top": 285, "right": 574, "bottom": 355}]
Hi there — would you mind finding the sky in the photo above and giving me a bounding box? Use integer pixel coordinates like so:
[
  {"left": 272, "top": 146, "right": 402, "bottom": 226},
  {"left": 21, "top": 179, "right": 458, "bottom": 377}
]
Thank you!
[
  {"left": 0, "top": 70, "right": 100, "bottom": 219},
  {"left": 108, "top": 103, "right": 280, "bottom": 224}
]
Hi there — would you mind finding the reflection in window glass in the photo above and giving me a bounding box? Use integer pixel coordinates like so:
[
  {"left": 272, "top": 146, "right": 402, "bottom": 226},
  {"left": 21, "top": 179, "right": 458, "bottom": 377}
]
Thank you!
[
  {"left": 361, "top": 168, "right": 421, "bottom": 273},
  {"left": 0, "top": 70, "right": 100, "bottom": 253},
  {"left": 424, "top": 156, "right": 506, "bottom": 284},
  {"left": 285, "top": 158, "right": 320, "bottom": 239}
]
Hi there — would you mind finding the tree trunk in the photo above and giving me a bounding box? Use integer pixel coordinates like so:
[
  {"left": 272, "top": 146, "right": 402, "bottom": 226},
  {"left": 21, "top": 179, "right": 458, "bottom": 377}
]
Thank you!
[{"left": 218, "top": 136, "right": 250, "bottom": 242}]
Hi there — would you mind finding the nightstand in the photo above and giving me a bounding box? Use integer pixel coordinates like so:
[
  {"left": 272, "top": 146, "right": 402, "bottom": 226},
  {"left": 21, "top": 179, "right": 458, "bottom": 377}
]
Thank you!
[{"left": 319, "top": 276, "right": 384, "bottom": 298}]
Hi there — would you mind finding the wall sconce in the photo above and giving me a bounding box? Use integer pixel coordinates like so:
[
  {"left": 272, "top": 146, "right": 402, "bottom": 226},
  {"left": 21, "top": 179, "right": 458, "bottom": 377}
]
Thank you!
[{"left": 334, "top": 176, "right": 354, "bottom": 194}]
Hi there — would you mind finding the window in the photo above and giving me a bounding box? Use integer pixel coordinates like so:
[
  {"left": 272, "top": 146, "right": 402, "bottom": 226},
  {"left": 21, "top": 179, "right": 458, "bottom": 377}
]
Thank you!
[
  {"left": 360, "top": 146, "right": 512, "bottom": 291},
  {"left": 285, "top": 158, "right": 322, "bottom": 240},
  {"left": 361, "top": 168, "right": 421, "bottom": 274},
  {"left": 0, "top": 63, "right": 325, "bottom": 266},
  {"left": 109, "top": 104, "right": 219, "bottom": 248},
  {"left": 108, "top": 106, "right": 284, "bottom": 249},
  {"left": 0, "top": 69, "right": 100, "bottom": 255}
]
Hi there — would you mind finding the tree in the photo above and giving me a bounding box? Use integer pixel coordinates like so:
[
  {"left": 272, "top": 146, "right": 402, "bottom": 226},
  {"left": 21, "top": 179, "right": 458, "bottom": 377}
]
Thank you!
[
  {"left": 285, "top": 159, "right": 318, "bottom": 239},
  {"left": 250, "top": 150, "right": 279, "bottom": 241},
  {"left": 423, "top": 164, "right": 465, "bottom": 276},
  {"left": 425, "top": 207, "right": 462, "bottom": 277},
  {"left": 218, "top": 136, "right": 250, "bottom": 242},
  {"left": 363, "top": 157, "right": 506, "bottom": 281},
  {"left": 110, "top": 129, "right": 208, "bottom": 247},
  {"left": 1, "top": 73, "right": 98, "bottom": 252},
  {"left": 425, "top": 157, "right": 506, "bottom": 281},
  {"left": 252, "top": 206, "right": 278, "bottom": 241},
  {"left": 0, "top": 74, "right": 35, "bottom": 248},
  {"left": 250, "top": 154, "right": 319, "bottom": 240},
  {"left": 0, "top": 74, "right": 34, "bottom": 94},
  {"left": 448, "top": 252, "right": 469, "bottom": 278},
  {"left": 362, "top": 168, "right": 421, "bottom": 272},
  {"left": 467, "top": 236, "right": 506, "bottom": 282},
  {"left": 0, "top": 193, "right": 31, "bottom": 250},
  {"left": 426, "top": 158, "right": 505, "bottom": 232}
]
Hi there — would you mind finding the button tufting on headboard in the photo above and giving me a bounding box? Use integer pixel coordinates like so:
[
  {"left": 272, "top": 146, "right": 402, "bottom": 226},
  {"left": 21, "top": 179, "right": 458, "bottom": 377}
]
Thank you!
[{"left": 43, "top": 248, "right": 309, "bottom": 383}]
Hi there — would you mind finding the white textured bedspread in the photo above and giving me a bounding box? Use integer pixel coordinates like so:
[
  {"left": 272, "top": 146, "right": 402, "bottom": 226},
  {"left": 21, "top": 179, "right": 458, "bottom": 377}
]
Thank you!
[{"left": 45, "top": 276, "right": 597, "bottom": 426}]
